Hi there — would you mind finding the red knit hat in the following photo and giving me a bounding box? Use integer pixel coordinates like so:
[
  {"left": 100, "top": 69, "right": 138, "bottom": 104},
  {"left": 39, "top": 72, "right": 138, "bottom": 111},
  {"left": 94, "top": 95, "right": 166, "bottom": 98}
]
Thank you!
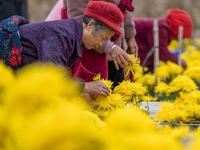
[
  {"left": 84, "top": 1, "right": 123, "bottom": 34},
  {"left": 166, "top": 8, "right": 193, "bottom": 38}
]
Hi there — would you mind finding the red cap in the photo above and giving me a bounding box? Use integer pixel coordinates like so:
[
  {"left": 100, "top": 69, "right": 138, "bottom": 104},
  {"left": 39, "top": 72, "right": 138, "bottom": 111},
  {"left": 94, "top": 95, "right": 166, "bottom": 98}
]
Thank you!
[
  {"left": 84, "top": 1, "right": 123, "bottom": 34},
  {"left": 166, "top": 8, "right": 193, "bottom": 38}
]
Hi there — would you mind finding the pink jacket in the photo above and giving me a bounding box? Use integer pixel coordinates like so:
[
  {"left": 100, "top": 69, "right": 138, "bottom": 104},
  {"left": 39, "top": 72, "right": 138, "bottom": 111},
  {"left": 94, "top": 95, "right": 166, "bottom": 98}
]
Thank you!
[{"left": 45, "top": 0, "right": 63, "bottom": 21}]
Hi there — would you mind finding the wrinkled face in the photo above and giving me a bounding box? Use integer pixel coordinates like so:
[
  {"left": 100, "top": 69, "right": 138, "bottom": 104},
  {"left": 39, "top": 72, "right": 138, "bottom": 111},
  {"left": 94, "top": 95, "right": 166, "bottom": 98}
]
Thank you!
[{"left": 82, "top": 22, "right": 115, "bottom": 50}]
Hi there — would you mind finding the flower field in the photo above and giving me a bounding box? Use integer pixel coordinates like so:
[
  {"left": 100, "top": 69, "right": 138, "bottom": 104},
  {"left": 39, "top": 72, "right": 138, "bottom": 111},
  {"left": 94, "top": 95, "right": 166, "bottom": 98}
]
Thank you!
[{"left": 1, "top": 39, "right": 200, "bottom": 149}]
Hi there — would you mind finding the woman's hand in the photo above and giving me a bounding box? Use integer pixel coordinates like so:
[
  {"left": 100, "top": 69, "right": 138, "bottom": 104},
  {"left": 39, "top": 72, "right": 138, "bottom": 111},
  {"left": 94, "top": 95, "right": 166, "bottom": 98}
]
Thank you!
[
  {"left": 83, "top": 80, "right": 110, "bottom": 97},
  {"left": 110, "top": 45, "right": 132, "bottom": 70}
]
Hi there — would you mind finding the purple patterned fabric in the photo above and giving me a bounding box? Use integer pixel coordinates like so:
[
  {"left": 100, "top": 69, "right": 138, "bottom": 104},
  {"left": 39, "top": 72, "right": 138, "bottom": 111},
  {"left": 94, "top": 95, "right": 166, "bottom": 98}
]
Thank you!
[
  {"left": 19, "top": 19, "right": 83, "bottom": 68},
  {"left": 0, "top": 15, "right": 29, "bottom": 70}
]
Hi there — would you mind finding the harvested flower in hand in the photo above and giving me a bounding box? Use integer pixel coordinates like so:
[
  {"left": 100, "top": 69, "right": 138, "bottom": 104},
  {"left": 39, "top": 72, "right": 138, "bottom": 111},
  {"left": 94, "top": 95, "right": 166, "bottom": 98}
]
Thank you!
[{"left": 124, "top": 54, "right": 140, "bottom": 76}]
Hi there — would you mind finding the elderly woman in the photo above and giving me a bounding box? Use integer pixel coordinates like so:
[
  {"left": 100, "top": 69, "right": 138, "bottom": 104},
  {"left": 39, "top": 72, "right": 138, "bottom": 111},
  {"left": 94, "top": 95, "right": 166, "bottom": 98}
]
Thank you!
[
  {"left": 0, "top": 1, "right": 126, "bottom": 97},
  {"left": 46, "top": 0, "right": 138, "bottom": 88}
]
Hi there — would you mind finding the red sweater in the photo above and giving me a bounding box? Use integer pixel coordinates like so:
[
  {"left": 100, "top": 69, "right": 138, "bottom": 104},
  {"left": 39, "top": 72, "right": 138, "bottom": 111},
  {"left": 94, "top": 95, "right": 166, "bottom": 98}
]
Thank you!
[{"left": 133, "top": 18, "right": 178, "bottom": 72}]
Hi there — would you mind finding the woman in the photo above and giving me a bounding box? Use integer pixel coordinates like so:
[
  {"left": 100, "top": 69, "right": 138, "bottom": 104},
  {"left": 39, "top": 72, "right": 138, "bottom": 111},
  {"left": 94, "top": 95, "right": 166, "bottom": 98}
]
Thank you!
[
  {"left": 46, "top": 0, "right": 138, "bottom": 87},
  {"left": 134, "top": 8, "right": 193, "bottom": 72},
  {"left": 0, "top": 1, "right": 125, "bottom": 97}
]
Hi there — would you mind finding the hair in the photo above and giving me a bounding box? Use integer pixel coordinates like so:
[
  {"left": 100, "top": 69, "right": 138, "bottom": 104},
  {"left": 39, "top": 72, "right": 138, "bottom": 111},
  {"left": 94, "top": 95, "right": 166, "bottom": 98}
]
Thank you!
[{"left": 81, "top": 16, "right": 109, "bottom": 36}]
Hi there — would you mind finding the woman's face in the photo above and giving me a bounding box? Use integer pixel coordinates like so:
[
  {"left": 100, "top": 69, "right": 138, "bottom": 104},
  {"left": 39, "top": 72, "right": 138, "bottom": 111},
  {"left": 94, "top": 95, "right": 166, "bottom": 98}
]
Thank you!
[{"left": 82, "top": 22, "right": 115, "bottom": 50}]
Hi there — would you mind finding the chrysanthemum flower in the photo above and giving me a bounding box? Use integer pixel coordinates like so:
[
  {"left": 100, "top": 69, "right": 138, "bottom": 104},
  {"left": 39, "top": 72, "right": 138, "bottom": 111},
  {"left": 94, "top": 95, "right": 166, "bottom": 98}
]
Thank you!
[
  {"left": 156, "top": 65, "right": 170, "bottom": 79},
  {"left": 167, "top": 61, "right": 183, "bottom": 76},
  {"left": 169, "top": 75, "right": 197, "bottom": 93},
  {"left": 106, "top": 107, "right": 156, "bottom": 135},
  {"left": 155, "top": 82, "right": 169, "bottom": 94},
  {"left": 124, "top": 54, "right": 140, "bottom": 76},
  {"left": 184, "top": 66, "right": 200, "bottom": 80}
]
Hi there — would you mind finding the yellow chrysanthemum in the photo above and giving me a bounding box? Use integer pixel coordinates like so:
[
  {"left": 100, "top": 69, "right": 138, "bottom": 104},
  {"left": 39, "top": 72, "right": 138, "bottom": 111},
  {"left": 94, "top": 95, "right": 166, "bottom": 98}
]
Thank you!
[
  {"left": 109, "top": 93, "right": 125, "bottom": 108},
  {"left": 92, "top": 93, "right": 125, "bottom": 117},
  {"left": 183, "top": 66, "right": 200, "bottom": 80},
  {"left": 156, "top": 65, "right": 170, "bottom": 78},
  {"left": 106, "top": 107, "right": 156, "bottom": 135},
  {"left": 155, "top": 82, "right": 169, "bottom": 94},
  {"left": 114, "top": 80, "right": 147, "bottom": 96},
  {"left": 143, "top": 73, "right": 156, "bottom": 86},
  {"left": 124, "top": 54, "right": 140, "bottom": 76},
  {"left": 92, "top": 95, "right": 111, "bottom": 110},
  {"left": 167, "top": 61, "right": 183, "bottom": 76},
  {"left": 168, "top": 75, "right": 197, "bottom": 93}
]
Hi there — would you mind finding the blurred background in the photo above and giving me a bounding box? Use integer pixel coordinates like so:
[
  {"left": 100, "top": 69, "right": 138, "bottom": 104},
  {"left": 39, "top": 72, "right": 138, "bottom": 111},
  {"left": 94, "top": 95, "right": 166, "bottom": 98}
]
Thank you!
[{"left": 0, "top": 0, "right": 200, "bottom": 30}]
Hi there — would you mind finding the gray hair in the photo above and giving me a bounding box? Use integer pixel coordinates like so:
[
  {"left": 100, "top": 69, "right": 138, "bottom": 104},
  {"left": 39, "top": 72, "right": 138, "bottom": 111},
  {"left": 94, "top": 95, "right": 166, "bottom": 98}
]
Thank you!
[{"left": 81, "top": 16, "right": 109, "bottom": 37}]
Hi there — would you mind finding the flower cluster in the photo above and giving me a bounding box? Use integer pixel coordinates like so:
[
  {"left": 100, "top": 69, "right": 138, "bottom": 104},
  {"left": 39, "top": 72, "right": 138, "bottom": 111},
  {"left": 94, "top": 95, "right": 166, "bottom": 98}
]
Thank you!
[
  {"left": 156, "top": 61, "right": 183, "bottom": 81},
  {"left": 1, "top": 60, "right": 200, "bottom": 150},
  {"left": 155, "top": 90, "right": 200, "bottom": 122},
  {"left": 92, "top": 75, "right": 155, "bottom": 118},
  {"left": 92, "top": 75, "right": 125, "bottom": 117},
  {"left": 156, "top": 75, "right": 197, "bottom": 101}
]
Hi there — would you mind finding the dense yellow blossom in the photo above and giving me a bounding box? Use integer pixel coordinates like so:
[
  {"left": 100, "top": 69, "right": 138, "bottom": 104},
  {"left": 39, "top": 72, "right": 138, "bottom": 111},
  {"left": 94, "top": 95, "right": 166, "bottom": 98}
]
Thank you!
[
  {"left": 155, "top": 90, "right": 200, "bottom": 122},
  {"left": 114, "top": 80, "right": 147, "bottom": 104},
  {"left": 106, "top": 107, "right": 156, "bottom": 135},
  {"left": 168, "top": 75, "right": 197, "bottom": 93},
  {"left": 156, "top": 65, "right": 170, "bottom": 78},
  {"left": 93, "top": 95, "right": 111, "bottom": 111},
  {"left": 155, "top": 82, "right": 169, "bottom": 94},
  {"left": 182, "top": 50, "right": 200, "bottom": 65},
  {"left": 1, "top": 39, "right": 200, "bottom": 150},
  {"left": 167, "top": 61, "right": 183, "bottom": 76},
  {"left": 156, "top": 61, "right": 182, "bottom": 80},
  {"left": 155, "top": 102, "right": 188, "bottom": 122},
  {"left": 143, "top": 73, "right": 156, "bottom": 86},
  {"left": 184, "top": 66, "right": 200, "bottom": 80},
  {"left": 92, "top": 93, "right": 125, "bottom": 117}
]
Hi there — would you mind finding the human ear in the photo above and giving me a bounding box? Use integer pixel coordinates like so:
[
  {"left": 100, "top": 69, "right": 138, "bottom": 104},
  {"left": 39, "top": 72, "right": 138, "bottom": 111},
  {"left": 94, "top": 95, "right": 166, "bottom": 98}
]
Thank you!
[{"left": 86, "top": 20, "right": 95, "bottom": 31}]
